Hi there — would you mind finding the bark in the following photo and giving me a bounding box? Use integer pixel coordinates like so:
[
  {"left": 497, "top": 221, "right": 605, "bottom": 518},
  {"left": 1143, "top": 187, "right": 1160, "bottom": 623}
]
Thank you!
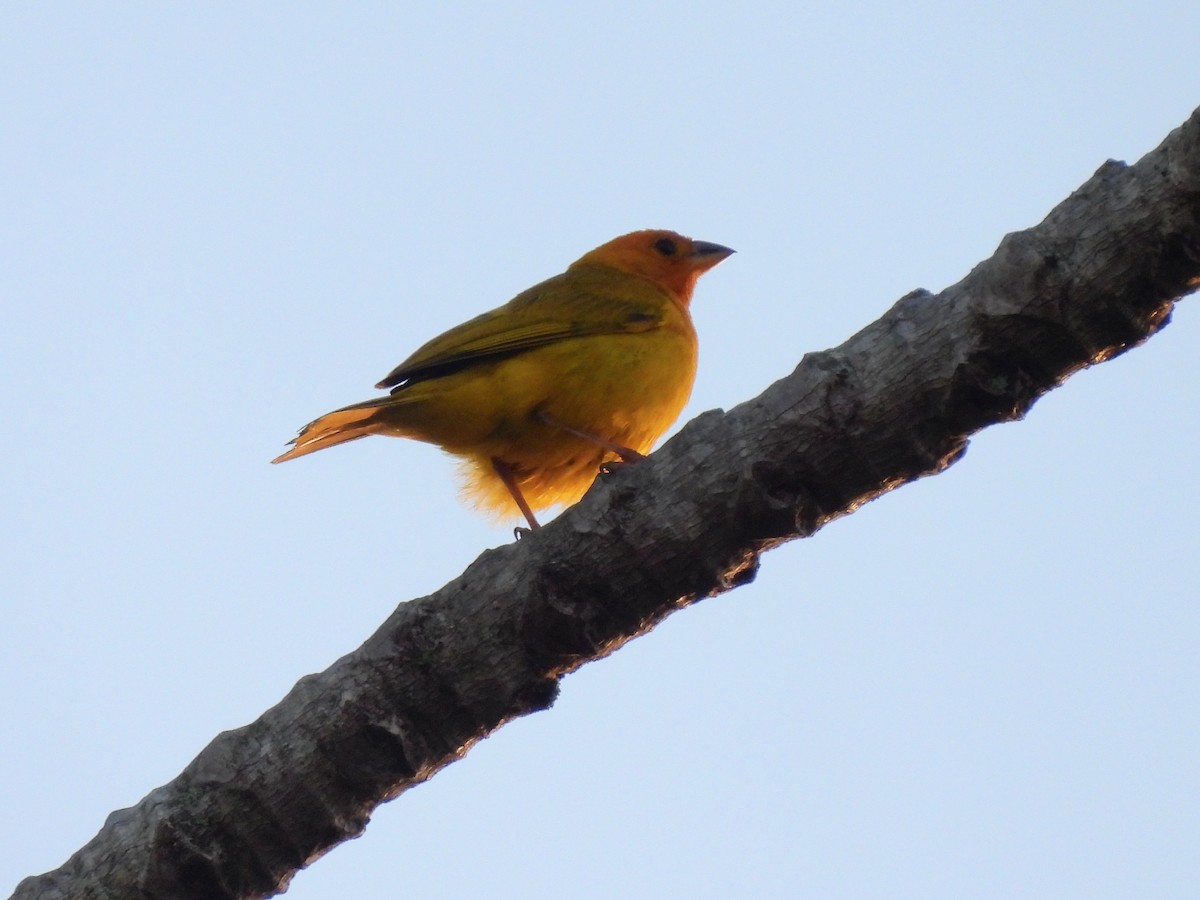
[{"left": 13, "top": 106, "right": 1200, "bottom": 900}]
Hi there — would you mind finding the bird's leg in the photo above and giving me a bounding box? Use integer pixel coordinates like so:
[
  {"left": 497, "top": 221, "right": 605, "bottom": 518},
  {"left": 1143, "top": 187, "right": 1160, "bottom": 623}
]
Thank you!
[
  {"left": 532, "top": 410, "right": 646, "bottom": 463},
  {"left": 491, "top": 457, "right": 540, "bottom": 531}
]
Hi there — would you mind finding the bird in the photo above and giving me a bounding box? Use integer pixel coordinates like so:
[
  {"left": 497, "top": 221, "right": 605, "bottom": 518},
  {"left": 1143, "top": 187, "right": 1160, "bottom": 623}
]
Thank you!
[{"left": 272, "top": 229, "right": 734, "bottom": 529}]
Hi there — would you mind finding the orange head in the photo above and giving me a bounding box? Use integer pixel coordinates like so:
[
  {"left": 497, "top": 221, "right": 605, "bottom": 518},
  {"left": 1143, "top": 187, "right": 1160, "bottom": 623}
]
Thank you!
[{"left": 569, "top": 229, "right": 734, "bottom": 307}]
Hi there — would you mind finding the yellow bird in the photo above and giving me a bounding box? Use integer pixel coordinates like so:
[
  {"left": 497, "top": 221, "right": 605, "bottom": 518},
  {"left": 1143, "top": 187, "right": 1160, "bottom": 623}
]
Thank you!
[{"left": 272, "top": 229, "right": 733, "bottom": 528}]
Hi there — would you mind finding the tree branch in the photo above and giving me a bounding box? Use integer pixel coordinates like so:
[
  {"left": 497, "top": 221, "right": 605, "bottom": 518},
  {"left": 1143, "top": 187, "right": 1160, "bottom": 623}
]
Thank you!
[{"left": 14, "top": 106, "right": 1200, "bottom": 900}]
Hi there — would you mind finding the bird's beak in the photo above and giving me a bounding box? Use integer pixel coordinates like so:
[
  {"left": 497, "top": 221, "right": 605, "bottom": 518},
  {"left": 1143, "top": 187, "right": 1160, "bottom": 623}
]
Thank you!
[{"left": 689, "top": 241, "right": 735, "bottom": 269}]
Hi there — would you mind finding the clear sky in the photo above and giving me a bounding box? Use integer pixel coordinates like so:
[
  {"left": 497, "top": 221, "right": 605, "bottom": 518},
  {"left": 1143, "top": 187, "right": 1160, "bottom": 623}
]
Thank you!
[{"left": 3, "top": 4, "right": 1198, "bottom": 898}]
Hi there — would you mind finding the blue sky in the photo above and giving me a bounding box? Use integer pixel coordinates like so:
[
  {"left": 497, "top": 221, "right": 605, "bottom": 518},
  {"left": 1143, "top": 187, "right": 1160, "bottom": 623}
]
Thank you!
[{"left": 3, "top": 4, "right": 1198, "bottom": 898}]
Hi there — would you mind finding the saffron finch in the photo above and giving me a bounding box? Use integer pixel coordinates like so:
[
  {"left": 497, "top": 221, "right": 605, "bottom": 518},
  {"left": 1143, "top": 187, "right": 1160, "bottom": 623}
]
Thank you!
[{"left": 272, "top": 229, "right": 733, "bottom": 528}]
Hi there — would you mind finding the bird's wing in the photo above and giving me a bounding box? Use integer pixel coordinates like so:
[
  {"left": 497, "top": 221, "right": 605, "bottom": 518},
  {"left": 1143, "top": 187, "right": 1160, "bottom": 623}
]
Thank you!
[{"left": 376, "top": 273, "right": 670, "bottom": 390}]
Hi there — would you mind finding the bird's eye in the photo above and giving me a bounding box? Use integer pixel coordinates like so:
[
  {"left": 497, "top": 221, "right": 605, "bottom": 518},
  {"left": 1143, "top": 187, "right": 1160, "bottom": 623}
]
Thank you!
[{"left": 653, "top": 237, "right": 677, "bottom": 257}]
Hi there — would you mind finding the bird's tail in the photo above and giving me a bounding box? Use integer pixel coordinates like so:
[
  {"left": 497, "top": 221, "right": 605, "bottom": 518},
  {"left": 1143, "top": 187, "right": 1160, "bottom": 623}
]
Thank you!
[{"left": 271, "top": 399, "right": 393, "bottom": 464}]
